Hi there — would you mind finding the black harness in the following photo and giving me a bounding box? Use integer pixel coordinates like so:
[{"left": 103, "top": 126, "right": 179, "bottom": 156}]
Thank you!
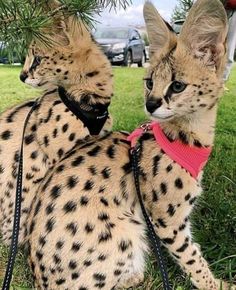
[{"left": 58, "top": 86, "right": 109, "bottom": 136}]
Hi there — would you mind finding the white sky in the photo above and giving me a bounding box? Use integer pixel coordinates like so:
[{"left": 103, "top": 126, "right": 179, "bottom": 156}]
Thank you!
[{"left": 96, "top": 0, "right": 178, "bottom": 26}]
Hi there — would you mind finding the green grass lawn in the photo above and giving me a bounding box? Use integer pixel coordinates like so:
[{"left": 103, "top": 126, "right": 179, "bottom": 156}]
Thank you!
[{"left": 0, "top": 65, "right": 235, "bottom": 289}]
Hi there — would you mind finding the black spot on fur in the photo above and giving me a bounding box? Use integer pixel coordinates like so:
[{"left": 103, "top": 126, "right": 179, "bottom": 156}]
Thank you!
[
  {"left": 176, "top": 238, "right": 189, "bottom": 252},
  {"left": 175, "top": 178, "right": 183, "bottom": 189},
  {"left": 189, "top": 197, "right": 197, "bottom": 205},
  {"left": 71, "top": 273, "right": 80, "bottom": 280},
  {"left": 93, "top": 273, "right": 106, "bottom": 281},
  {"left": 84, "top": 180, "right": 94, "bottom": 190},
  {"left": 57, "top": 149, "right": 64, "bottom": 160},
  {"left": 179, "top": 131, "right": 188, "bottom": 144},
  {"left": 167, "top": 204, "right": 175, "bottom": 216},
  {"left": 84, "top": 223, "right": 94, "bottom": 233},
  {"left": 160, "top": 182, "right": 167, "bottom": 194},
  {"left": 55, "top": 278, "right": 65, "bottom": 285},
  {"left": 153, "top": 155, "right": 161, "bottom": 176},
  {"left": 157, "top": 218, "right": 167, "bottom": 228},
  {"left": 152, "top": 189, "right": 158, "bottom": 202},
  {"left": 62, "top": 123, "right": 69, "bottom": 132},
  {"left": 118, "top": 240, "right": 132, "bottom": 252},
  {"left": 186, "top": 259, "right": 196, "bottom": 265},
  {"left": 86, "top": 71, "right": 99, "bottom": 77},
  {"left": 71, "top": 156, "right": 85, "bottom": 167},
  {"left": 63, "top": 201, "right": 77, "bottom": 213},
  {"left": 1, "top": 130, "right": 11, "bottom": 140},
  {"left": 89, "top": 166, "right": 97, "bottom": 175},
  {"left": 69, "top": 260, "right": 77, "bottom": 270},
  {"left": 163, "top": 238, "right": 175, "bottom": 244},
  {"left": 56, "top": 240, "right": 64, "bottom": 250},
  {"left": 30, "top": 151, "right": 38, "bottom": 159},
  {"left": 45, "top": 203, "right": 55, "bottom": 215},
  {"left": 69, "top": 133, "right": 75, "bottom": 141},
  {"left": 98, "top": 231, "right": 112, "bottom": 243},
  {"left": 83, "top": 260, "right": 92, "bottom": 267},
  {"left": 101, "top": 167, "right": 111, "bottom": 179},
  {"left": 80, "top": 196, "right": 89, "bottom": 206},
  {"left": 66, "top": 222, "right": 78, "bottom": 236},
  {"left": 34, "top": 200, "right": 42, "bottom": 216},
  {"left": 185, "top": 193, "right": 191, "bottom": 201},
  {"left": 67, "top": 176, "right": 78, "bottom": 188},
  {"left": 87, "top": 145, "right": 101, "bottom": 157},
  {"left": 56, "top": 164, "right": 65, "bottom": 173},
  {"left": 122, "top": 162, "right": 132, "bottom": 174},
  {"left": 45, "top": 217, "right": 55, "bottom": 232},
  {"left": 44, "top": 108, "right": 53, "bottom": 123},
  {"left": 53, "top": 128, "right": 58, "bottom": 138},
  {"left": 25, "top": 134, "right": 35, "bottom": 145},
  {"left": 50, "top": 185, "right": 62, "bottom": 199},
  {"left": 98, "top": 212, "right": 109, "bottom": 221},
  {"left": 71, "top": 242, "right": 82, "bottom": 252},
  {"left": 106, "top": 145, "right": 116, "bottom": 159},
  {"left": 36, "top": 251, "right": 43, "bottom": 261}
]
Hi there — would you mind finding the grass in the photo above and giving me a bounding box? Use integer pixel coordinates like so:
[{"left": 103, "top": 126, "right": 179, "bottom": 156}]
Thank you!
[{"left": 0, "top": 65, "right": 235, "bottom": 289}]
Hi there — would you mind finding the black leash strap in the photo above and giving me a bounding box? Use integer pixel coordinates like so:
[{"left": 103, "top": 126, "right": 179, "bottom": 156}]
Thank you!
[
  {"left": 1, "top": 100, "right": 39, "bottom": 290},
  {"left": 130, "top": 146, "right": 171, "bottom": 290}
]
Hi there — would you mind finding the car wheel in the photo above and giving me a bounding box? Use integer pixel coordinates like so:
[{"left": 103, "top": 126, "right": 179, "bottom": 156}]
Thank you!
[
  {"left": 138, "top": 52, "right": 146, "bottom": 67},
  {"left": 124, "top": 51, "right": 132, "bottom": 67}
]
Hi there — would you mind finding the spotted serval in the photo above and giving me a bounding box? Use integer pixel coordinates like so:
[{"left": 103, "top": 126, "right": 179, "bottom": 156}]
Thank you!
[
  {"left": 0, "top": 10, "right": 113, "bottom": 245},
  {"left": 26, "top": 0, "right": 235, "bottom": 289}
]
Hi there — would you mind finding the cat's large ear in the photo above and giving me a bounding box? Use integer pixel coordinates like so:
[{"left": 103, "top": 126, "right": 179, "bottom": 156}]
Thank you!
[
  {"left": 179, "top": 0, "right": 228, "bottom": 74},
  {"left": 36, "top": 0, "right": 70, "bottom": 47},
  {"left": 143, "top": 2, "right": 177, "bottom": 57},
  {"left": 38, "top": 0, "right": 91, "bottom": 48}
]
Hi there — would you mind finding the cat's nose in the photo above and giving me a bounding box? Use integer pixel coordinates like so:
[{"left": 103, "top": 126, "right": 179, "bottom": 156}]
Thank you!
[
  {"left": 19, "top": 72, "right": 28, "bottom": 83},
  {"left": 146, "top": 98, "right": 163, "bottom": 113}
]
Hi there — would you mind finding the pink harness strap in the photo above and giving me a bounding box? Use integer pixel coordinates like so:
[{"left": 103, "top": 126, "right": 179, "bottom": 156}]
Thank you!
[{"left": 127, "top": 122, "right": 212, "bottom": 179}]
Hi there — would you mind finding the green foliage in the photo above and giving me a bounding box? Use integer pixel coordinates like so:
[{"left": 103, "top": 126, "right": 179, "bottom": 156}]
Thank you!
[
  {"left": 171, "top": 0, "right": 226, "bottom": 23},
  {"left": 141, "top": 32, "right": 149, "bottom": 46},
  {"left": 0, "top": 0, "right": 132, "bottom": 61},
  {"left": 171, "top": 0, "right": 193, "bottom": 22},
  {"left": 0, "top": 65, "right": 236, "bottom": 289}
]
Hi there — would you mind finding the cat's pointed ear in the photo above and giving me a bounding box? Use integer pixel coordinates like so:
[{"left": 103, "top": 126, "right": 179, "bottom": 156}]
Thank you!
[
  {"left": 179, "top": 0, "right": 228, "bottom": 73},
  {"left": 38, "top": 1, "right": 91, "bottom": 48},
  {"left": 143, "top": 1, "right": 177, "bottom": 57}
]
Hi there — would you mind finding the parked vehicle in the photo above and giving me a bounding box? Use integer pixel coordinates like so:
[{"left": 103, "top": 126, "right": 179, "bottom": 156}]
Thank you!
[
  {"left": 94, "top": 27, "right": 146, "bottom": 67},
  {"left": 173, "top": 19, "right": 185, "bottom": 34}
]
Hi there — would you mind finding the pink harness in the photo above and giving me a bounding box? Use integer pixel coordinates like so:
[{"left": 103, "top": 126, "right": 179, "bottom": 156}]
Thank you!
[{"left": 127, "top": 122, "right": 212, "bottom": 179}]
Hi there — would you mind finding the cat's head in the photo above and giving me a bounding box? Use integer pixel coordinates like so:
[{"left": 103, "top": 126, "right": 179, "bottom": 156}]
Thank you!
[
  {"left": 20, "top": 1, "right": 113, "bottom": 106},
  {"left": 143, "top": 0, "right": 228, "bottom": 123}
]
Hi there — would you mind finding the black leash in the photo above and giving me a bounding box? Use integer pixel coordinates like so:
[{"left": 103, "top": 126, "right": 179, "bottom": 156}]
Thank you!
[
  {"left": 130, "top": 145, "right": 171, "bottom": 290},
  {"left": 1, "top": 100, "right": 39, "bottom": 290}
]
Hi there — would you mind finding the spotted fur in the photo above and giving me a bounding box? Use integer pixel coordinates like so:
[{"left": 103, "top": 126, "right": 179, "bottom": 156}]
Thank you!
[
  {"left": 25, "top": 0, "right": 235, "bottom": 289},
  {"left": 0, "top": 10, "right": 113, "bottom": 245}
]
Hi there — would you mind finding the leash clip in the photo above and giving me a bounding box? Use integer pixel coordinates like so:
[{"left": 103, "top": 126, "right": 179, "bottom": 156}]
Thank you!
[{"left": 140, "top": 122, "right": 151, "bottom": 132}]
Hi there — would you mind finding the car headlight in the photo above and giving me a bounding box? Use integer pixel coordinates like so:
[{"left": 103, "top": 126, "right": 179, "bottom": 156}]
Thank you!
[{"left": 112, "top": 43, "right": 126, "bottom": 52}]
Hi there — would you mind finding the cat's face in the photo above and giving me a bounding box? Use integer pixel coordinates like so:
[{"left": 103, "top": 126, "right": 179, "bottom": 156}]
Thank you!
[
  {"left": 143, "top": 0, "right": 227, "bottom": 123},
  {"left": 144, "top": 46, "right": 224, "bottom": 122}
]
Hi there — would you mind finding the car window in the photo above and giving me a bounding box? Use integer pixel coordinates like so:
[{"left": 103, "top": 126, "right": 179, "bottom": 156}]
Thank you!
[{"left": 94, "top": 28, "right": 129, "bottom": 39}]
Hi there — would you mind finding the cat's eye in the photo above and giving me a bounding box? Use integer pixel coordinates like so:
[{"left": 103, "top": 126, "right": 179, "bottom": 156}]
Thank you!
[
  {"left": 170, "top": 81, "right": 187, "bottom": 93},
  {"left": 144, "top": 75, "right": 154, "bottom": 91},
  {"left": 146, "top": 78, "right": 153, "bottom": 90},
  {"left": 30, "top": 55, "right": 42, "bottom": 71},
  {"left": 34, "top": 56, "right": 42, "bottom": 65}
]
